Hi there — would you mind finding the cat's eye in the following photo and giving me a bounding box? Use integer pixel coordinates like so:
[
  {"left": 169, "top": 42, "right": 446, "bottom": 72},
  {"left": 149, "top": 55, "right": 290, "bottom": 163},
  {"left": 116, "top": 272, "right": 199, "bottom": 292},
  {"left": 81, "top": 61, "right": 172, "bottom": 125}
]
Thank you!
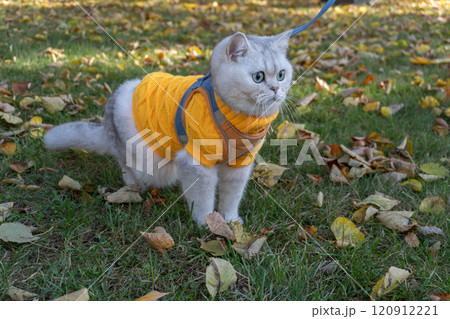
[
  {"left": 277, "top": 70, "right": 286, "bottom": 81},
  {"left": 252, "top": 71, "right": 265, "bottom": 83}
]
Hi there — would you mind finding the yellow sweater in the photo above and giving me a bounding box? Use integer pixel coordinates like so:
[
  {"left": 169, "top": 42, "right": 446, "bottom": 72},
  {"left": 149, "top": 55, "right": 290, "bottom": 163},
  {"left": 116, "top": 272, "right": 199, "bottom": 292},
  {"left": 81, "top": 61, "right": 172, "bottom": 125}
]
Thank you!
[{"left": 132, "top": 72, "right": 278, "bottom": 167}]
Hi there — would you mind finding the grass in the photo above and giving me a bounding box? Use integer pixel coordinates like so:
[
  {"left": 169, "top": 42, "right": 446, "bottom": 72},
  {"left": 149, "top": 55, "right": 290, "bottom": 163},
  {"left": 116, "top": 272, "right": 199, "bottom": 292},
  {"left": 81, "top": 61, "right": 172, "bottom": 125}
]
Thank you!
[{"left": 0, "top": 0, "right": 448, "bottom": 301}]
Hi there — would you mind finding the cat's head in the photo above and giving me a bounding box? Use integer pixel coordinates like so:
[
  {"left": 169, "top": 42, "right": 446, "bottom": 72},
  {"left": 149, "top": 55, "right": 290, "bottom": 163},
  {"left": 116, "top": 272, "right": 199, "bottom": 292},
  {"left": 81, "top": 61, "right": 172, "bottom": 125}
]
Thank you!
[{"left": 210, "top": 31, "right": 293, "bottom": 117}]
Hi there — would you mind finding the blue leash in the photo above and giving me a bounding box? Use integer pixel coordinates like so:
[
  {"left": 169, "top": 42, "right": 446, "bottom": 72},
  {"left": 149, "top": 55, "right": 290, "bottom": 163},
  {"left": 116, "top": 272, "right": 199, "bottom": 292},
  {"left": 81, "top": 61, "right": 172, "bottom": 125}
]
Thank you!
[{"left": 291, "top": 0, "right": 336, "bottom": 37}]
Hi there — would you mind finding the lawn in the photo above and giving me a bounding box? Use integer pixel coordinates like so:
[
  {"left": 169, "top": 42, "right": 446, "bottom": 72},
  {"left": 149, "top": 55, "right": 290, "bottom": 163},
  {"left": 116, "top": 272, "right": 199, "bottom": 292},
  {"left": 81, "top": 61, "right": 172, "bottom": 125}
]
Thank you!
[{"left": 0, "top": 0, "right": 448, "bottom": 301}]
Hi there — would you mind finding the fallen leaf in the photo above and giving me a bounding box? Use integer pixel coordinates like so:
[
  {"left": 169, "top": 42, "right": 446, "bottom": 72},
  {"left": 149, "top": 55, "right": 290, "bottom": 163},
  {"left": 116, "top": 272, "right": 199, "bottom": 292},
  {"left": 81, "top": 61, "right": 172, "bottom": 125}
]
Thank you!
[
  {"left": 380, "top": 172, "right": 407, "bottom": 182},
  {"left": 41, "top": 96, "right": 66, "bottom": 114},
  {"left": 136, "top": 290, "right": 168, "bottom": 301},
  {"left": 419, "top": 96, "right": 439, "bottom": 108},
  {"left": 410, "top": 56, "right": 433, "bottom": 65},
  {"left": 231, "top": 221, "right": 253, "bottom": 244},
  {"left": 315, "top": 76, "right": 333, "bottom": 94},
  {"left": 276, "top": 121, "right": 296, "bottom": 139},
  {"left": 204, "top": 212, "right": 235, "bottom": 241},
  {"left": 58, "top": 175, "right": 82, "bottom": 191},
  {"left": 428, "top": 241, "right": 441, "bottom": 259},
  {"left": 376, "top": 211, "right": 418, "bottom": 232},
  {"left": 401, "top": 179, "right": 423, "bottom": 192},
  {"left": 342, "top": 96, "right": 360, "bottom": 108},
  {"left": 12, "top": 81, "right": 31, "bottom": 95},
  {"left": 404, "top": 232, "right": 420, "bottom": 247},
  {"left": 331, "top": 217, "right": 365, "bottom": 246},
  {"left": 0, "top": 102, "right": 15, "bottom": 113},
  {"left": 232, "top": 236, "right": 266, "bottom": 259},
  {"left": 53, "top": 288, "right": 89, "bottom": 301},
  {"left": 380, "top": 104, "right": 404, "bottom": 117},
  {"left": 252, "top": 162, "right": 288, "bottom": 188},
  {"left": 320, "top": 261, "right": 338, "bottom": 275},
  {"left": 9, "top": 161, "right": 34, "bottom": 173},
  {"left": 259, "top": 226, "right": 274, "bottom": 236},
  {"left": 420, "top": 163, "right": 448, "bottom": 177},
  {"left": 200, "top": 239, "right": 227, "bottom": 256},
  {"left": 419, "top": 197, "right": 445, "bottom": 214},
  {"left": 370, "top": 266, "right": 411, "bottom": 300},
  {"left": 362, "top": 101, "right": 379, "bottom": 112},
  {"left": 0, "top": 202, "right": 14, "bottom": 222},
  {"left": 351, "top": 206, "right": 379, "bottom": 223},
  {"left": 18, "top": 184, "right": 41, "bottom": 191},
  {"left": 329, "top": 164, "right": 349, "bottom": 184},
  {"left": 417, "top": 226, "right": 444, "bottom": 236},
  {"left": 314, "top": 192, "right": 323, "bottom": 208},
  {"left": 429, "top": 293, "right": 450, "bottom": 301},
  {"left": 415, "top": 44, "right": 430, "bottom": 55},
  {"left": 105, "top": 184, "right": 143, "bottom": 203},
  {"left": 298, "top": 225, "right": 318, "bottom": 240},
  {"left": 6, "top": 286, "right": 37, "bottom": 301},
  {"left": 419, "top": 173, "right": 445, "bottom": 182},
  {"left": 362, "top": 74, "right": 375, "bottom": 85},
  {"left": 306, "top": 174, "right": 322, "bottom": 184},
  {"left": 0, "top": 111, "right": 23, "bottom": 125},
  {"left": 0, "top": 142, "right": 17, "bottom": 156},
  {"left": 141, "top": 227, "right": 175, "bottom": 254},
  {"left": 297, "top": 92, "right": 317, "bottom": 107},
  {"left": 19, "top": 97, "right": 35, "bottom": 108},
  {"left": 0, "top": 222, "right": 39, "bottom": 243},
  {"left": 205, "top": 258, "right": 237, "bottom": 298},
  {"left": 356, "top": 192, "right": 400, "bottom": 211}
]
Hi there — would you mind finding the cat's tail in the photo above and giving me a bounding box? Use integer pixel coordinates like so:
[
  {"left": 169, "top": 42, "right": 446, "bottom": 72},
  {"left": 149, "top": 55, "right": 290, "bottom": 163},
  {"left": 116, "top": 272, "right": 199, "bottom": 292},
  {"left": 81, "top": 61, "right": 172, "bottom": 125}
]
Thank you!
[{"left": 44, "top": 122, "right": 111, "bottom": 155}]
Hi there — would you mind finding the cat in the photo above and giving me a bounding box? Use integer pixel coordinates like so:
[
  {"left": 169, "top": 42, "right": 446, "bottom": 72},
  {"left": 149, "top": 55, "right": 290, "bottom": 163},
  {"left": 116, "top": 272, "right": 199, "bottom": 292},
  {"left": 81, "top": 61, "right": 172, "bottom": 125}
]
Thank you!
[{"left": 44, "top": 31, "right": 293, "bottom": 226}]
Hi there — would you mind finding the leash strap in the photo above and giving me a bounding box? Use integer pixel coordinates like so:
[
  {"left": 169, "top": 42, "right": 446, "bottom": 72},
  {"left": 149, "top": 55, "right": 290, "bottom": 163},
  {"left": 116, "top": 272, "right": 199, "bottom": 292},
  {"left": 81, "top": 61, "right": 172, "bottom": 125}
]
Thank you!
[{"left": 291, "top": 0, "right": 336, "bottom": 37}]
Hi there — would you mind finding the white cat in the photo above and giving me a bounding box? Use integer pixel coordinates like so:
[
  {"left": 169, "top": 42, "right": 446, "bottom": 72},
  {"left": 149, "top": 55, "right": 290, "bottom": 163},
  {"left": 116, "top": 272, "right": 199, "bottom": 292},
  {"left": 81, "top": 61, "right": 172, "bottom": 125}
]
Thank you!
[{"left": 44, "top": 31, "right": 293, "bottom": 226}]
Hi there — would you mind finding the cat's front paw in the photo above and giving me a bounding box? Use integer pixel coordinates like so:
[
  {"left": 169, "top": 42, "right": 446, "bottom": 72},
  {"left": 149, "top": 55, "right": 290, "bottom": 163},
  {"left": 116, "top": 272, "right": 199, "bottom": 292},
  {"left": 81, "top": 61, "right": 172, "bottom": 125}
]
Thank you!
[{"left": 224, "top": 214, "right": 244, "bottom": 225}]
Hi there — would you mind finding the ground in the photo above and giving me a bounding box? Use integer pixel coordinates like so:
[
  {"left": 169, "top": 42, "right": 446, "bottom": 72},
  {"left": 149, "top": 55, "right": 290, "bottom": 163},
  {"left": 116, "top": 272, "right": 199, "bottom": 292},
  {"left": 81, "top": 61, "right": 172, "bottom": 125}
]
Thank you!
[{"left": 0, "top": 0, "right": 448, "bottom": 301}]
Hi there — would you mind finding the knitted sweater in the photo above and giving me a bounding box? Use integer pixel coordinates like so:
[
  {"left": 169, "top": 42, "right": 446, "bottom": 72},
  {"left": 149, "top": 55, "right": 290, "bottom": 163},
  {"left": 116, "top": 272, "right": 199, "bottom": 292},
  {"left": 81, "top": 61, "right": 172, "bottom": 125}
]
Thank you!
[{"left": 132, "top": 72, "right": 278, "bottom": 167}]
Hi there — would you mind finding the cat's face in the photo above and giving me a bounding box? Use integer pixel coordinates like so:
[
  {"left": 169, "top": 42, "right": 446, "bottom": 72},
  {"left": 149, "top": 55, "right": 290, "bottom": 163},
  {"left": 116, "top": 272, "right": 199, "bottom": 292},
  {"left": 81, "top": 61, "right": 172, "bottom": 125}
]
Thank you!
[{"left": 210, "top": 31, "right": 293, "bottom": 117}]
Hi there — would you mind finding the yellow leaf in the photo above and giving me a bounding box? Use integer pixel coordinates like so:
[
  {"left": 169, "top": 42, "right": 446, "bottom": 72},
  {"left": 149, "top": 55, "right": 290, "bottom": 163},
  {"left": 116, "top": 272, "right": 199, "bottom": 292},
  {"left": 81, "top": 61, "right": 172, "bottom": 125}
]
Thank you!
[
  {"left": 252, "top": 162, "right": 288, "bottom": 188},
  {"left": 356, "top": 192, "right": 400, "bottom": 211},
  {"left": 420, "top": 163, "right": 448, "bottom": 177},
  {"left": 0, "top": 142, "right": 17, "bottom": 156},
  {"left": 419, "top": 197, "right": 445, "bottom": 214},
  {"left": 105, "top": 185, "right": 143, "bottom": 203},
  {"left": 343, "top": 96, "right": 360, "bottom": 108},
  {"left": 231, "top": 221, "right": 253, "bottom": 244},
  {"left": 401, "top": 179, "right": 423, "bottom": 192},
  {"left": 330, "top": 217, "right": 365, "bottom": 246},
  {"left": 362, "top": 101, "right": 380, "bottom": 112},
  {"left": 315, "top": 76, "right": 333, "bottom": 94},
  {"left": 410, "top": 56, "right": 433, "bottom": 65},
  {"left": 370, "top": 266, "right": 411, "bottom": 300},
  {"left": 419, "top": 96, "right": 439, "bottom": 108},
  {"left": 415, "top": 44, "right": 430, "bottom": 55},
  {"left": 41, "top": 96, "right": 66, "bottom": 114},
  {"left": 276, "top": 121, "right": 296, "bottom": 139},
  {"left": 205, "top": 258, "right": 237, "bottom": 298},
  {"left": 29, "top": 116, "right": 42, "bottom": 125},
  {"left": 136, "top": 290, "right": 168, "bottom": 301},
  {"left": 199, "top": 239, "right": 227, "bottom": 256}
]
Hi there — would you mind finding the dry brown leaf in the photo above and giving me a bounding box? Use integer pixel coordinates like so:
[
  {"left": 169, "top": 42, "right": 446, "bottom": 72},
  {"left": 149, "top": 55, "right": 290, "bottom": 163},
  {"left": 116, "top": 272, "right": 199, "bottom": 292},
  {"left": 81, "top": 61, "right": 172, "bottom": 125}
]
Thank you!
[
  {"left": 298, "top": 225, "right": 318, "bottom": 240},
  {"left": 136, "top": 290, "right": 169, "bottom": 301},
  {"left": 362, "top": 74, "right": 375, "bottom": 85},
  {"left": 428, "top": 241, "right": 441, "bottom": 259},
  {"left": 8, "top": 161, "right": 34, "bottom": 173},
  {"left": 329, "top": 164, "right": 349, "bottom": 184},
  {"left": 429, "top": 293, "right": 450, "bottom": 301},
  {"left": 141, "top": 227, "right": 174, "bottom": 254},
  {"left": 12, "top": 81, "right": 31, "bottom": 95},
  {"left": 306, "top": 174, "right": 322, "bottom": 185},
  {"left": 204, "top": 212, "right": 235, "bottom": 241},
  {"left": 404, "top": 232, "right": 420, "bottom": 247},
  {"left": 297, "top": 92, "right": 317, "bottom": 107}
]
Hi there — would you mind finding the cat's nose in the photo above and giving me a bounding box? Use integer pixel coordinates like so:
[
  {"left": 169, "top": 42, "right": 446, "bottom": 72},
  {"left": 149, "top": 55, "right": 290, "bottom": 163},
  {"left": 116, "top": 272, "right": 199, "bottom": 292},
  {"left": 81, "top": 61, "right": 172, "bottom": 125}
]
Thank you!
[{"left": 271, "top": 87, "right": 279, "bottom": 94}]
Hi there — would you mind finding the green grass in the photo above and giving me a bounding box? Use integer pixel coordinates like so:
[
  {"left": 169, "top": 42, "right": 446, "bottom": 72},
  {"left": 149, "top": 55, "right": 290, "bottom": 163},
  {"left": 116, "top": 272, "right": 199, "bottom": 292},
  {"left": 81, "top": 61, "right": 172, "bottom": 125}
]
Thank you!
[{"left": 0, "top": 0, "right": 448, "bottom": 300}]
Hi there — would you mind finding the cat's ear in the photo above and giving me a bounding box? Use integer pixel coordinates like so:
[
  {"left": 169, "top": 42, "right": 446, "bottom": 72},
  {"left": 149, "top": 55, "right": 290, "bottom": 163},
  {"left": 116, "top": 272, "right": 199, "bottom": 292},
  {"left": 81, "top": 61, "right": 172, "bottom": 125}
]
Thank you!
[
  {"left": 274, "top": 30, "right": 292, "bottom": 53},
  {"left": 226, "top": 32, "right": 249, "bottom": 62}
]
